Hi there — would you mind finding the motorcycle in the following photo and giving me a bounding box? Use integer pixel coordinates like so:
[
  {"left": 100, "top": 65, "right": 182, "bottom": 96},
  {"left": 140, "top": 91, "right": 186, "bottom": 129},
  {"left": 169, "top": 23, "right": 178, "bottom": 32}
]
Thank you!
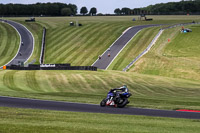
[{"left": 100, "top": 89, "right": 132, "bottom": 108}]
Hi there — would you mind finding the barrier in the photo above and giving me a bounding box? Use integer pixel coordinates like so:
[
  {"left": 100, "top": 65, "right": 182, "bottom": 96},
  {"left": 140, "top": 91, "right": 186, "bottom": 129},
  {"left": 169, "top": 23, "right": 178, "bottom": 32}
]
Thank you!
[
  {"left": 6, "top": 64, "right": 97, "bottom": 71},
  {"left": 40, "top": 27, "right": 46, "bottom": 64}
]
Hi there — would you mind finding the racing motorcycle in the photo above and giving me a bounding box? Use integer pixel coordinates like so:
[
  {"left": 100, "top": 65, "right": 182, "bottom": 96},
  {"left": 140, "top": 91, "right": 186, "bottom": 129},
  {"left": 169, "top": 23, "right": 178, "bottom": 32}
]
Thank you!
[{"left": 100, "top": 89, "right": 132, "bottom": 108}]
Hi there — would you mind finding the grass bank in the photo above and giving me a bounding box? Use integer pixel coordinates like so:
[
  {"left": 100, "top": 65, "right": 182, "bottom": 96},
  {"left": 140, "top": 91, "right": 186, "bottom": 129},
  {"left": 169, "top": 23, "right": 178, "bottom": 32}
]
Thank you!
[
  {"left": 0, "top": 22, "right": 19, "bottom": 67},
  {"left": 108, "top": 27, "right": 161, "bottom": 70},
  {"left": 7, "top": 16, "right": 200, "bottom": 66},
  {"left": 131, "top": 24, "right": 200, "bottom": 81},
  {"left": 0, "top": 107, "right": 200, "bottom": 133},
  {"left": 0, "top": 70, "right": 200, "bottom": 110}
]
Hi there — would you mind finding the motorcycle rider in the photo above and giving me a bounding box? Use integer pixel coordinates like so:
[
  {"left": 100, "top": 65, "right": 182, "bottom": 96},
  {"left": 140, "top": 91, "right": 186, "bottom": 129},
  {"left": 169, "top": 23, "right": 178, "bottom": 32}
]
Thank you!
[
  {"left": 110, "top": 85, "right": 129, "bottom": 103},
  {"left": 110, "top": 85, "right": 128, "bottom": 94}
]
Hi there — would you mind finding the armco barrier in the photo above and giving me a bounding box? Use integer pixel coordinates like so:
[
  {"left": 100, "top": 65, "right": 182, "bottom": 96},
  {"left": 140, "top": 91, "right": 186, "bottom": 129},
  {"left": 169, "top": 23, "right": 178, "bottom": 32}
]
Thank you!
[
  {"left": 6, "top": 64, "right": 97, "bottom": 71},
  {"left": 39, "top": 27, "right": 46, "bottom": 64}
]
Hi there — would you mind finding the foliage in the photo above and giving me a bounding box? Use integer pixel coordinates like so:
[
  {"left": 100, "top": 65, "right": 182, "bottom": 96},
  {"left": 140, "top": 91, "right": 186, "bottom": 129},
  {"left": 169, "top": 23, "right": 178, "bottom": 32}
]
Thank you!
[
  {"left": 80, "top": 6, "right": 88, "bottom": 15},
  {"left": 115, "top": 1, "right": 200, "bottom": 15},
  {"left": 121, "top": 7, "right": 131, "bottom": 15},
  {"left": 89, "top": 7, "right": 97, "bottom": 16},
  {"left": 0, "top": 3, "right": 77, "bottom": 16},
  {"left": 142, "top": 0, "right": 200, "bottom": 15},
  {"left": 114, "top": 8, "right": 121, "bottom": 15},
  {"left": 61, "top": 8, "right": 72, "bottom": 16}
]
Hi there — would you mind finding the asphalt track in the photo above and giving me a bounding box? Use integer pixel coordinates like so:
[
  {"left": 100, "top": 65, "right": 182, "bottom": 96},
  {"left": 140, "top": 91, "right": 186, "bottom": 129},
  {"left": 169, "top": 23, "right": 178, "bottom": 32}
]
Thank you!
[
  {"left": 0, "top": 96, "right": 200, "bottom": 119},
  {"left": 92, "top": 24, "right": 158, "bottom": 69},
  {"left": 0, "top": 19, "right": 34, "bottom": 67}
]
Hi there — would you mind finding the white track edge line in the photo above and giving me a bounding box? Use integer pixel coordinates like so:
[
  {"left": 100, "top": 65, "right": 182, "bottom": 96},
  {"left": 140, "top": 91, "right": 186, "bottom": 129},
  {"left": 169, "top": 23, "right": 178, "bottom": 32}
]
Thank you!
[
  {"left": 91, "top": 26, "right": 133, "bottom": 66},
  {"left": 0, "top": 20, "right": 22, "bottom": 69},
  {"left": 105, "top": 30, "right": 142, "bottom": 70},
  {"left": 0, "top": 20, "right": 35, "bottom": 69},
  {"left": 123, "top": 29, "right": 164, "bottom": 72}
]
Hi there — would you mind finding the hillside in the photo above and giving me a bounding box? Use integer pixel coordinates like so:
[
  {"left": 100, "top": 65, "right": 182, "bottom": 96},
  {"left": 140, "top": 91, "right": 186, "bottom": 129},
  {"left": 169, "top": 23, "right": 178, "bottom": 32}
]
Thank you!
[
  {"left": 0, "top": 16, "right": 199, "bottom": 110},
  {"left": 131, "top": 24, "right": 200, "bottom": 81},
  {"left": 0, "top": 22, "right": 19, "bottom": 67},
  {"left": 0, "top": 70, "right": 200, "bottom": 110},
  {"left": 1, "top": 16, "right": 200, "bottom": 131}
]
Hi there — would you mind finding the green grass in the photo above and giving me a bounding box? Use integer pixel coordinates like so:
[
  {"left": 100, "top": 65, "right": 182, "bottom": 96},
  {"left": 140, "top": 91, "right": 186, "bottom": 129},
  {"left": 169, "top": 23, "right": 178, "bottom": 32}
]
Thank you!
[
  {"left": 0, "top": 107, "right": 200, "bottom": 133},
  {"left": 0, "top": 70, "right": 200, "bottom": 110},
  {"left": 0, "top": 16, "right": 199, "bottom": 109},
  {"left": 1, "top": 16, "right": 200, "bottom": 128},
  {"left": 0, "top": 22, "right": 20, "bottom": 67},
  {"left": 130, "top": 24, "right": 200, "bottom": 81},
  {"left": 7, "top": 16, "right": 200, "bottom": 66}
]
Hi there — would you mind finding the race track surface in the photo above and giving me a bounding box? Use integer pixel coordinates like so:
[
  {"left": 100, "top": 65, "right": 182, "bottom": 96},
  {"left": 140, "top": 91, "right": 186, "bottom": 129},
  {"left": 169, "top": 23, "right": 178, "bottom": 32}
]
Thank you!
[
  {"left": 92, "top": 24, "right": 158, "bottom": 69},
  {"left": 0, "top": 96, "right": 200, "bottom": 119},
  {"left": 0, "top": 19, "right": 34, "bottom": 67}
]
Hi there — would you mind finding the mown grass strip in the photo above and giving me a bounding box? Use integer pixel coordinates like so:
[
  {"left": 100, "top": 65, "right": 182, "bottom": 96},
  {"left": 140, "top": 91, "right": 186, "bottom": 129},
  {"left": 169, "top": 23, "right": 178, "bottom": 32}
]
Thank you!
[
  {"left": 3, "top": 71, "right": 22, "bottom": 91},
  {"left": 0, "top": 23, "right": 19, "bottom": 67},
  {"left": 0, "top": 70, "right": 200, "bottom": 110},
  {"left": 0, "top": 107, "right": 200, "bottom": 133}
]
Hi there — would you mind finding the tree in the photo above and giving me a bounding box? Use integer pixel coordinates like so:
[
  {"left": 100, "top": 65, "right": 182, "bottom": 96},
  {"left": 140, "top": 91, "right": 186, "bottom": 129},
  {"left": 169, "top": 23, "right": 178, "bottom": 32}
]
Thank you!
[
  {"left": 89, "top": 7, "right": 97, "bottom": 16},
  {"left": 114, "top": 8, "right": 121, "bottom": 15},
  {"left": 121, "top": 7, "right": 131, "bottom": 15},
  {"left": 61, "top": 8, "right": 72, "bottom": 16},
  {"left": 80, "top": 6, "right": 88, "bottom": 15}
]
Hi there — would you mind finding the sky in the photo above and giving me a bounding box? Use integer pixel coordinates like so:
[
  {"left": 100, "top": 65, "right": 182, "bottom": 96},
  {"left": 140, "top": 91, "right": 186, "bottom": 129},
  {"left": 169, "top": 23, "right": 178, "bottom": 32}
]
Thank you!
[{"left": 1, "top": 0, "right": 181, "bottom": 14}]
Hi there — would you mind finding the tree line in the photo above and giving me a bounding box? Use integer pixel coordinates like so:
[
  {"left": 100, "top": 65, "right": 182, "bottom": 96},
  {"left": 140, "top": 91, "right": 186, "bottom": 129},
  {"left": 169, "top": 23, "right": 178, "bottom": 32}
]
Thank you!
[
  {"left": 80, "top": 7, "right": 97, "bottom": 16},
  {"left": 114, "top": 0, "right": 200, "bottom": 15},
  {"left": 0, "top": 3, "right": 98, "bottom": 16},
  {"left": 0, "top": 3, "right": 77, "bottom": 16}
]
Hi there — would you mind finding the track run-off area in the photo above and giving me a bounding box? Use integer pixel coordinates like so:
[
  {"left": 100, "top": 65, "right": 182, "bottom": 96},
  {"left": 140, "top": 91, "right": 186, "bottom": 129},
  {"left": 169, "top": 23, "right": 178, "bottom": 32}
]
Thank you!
[{"left": 0, "top": 20, "right": 200, "bottom": 120}]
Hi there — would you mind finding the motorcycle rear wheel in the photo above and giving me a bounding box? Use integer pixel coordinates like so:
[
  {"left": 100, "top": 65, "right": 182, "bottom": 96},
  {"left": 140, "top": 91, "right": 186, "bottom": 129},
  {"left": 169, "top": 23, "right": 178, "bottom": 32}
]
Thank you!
[{"left": 117, "top": 98, "right": 128, "bottom": 108}]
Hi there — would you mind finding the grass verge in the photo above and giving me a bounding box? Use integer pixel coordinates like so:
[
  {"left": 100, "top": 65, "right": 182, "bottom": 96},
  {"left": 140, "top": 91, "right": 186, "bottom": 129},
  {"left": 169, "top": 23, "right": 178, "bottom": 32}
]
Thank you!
[
  {"left": 0, "top": 22, "right": 19, "bottom": 67},
  {"left": 0, "top": 107, "right": 200, "bottom": 133}
]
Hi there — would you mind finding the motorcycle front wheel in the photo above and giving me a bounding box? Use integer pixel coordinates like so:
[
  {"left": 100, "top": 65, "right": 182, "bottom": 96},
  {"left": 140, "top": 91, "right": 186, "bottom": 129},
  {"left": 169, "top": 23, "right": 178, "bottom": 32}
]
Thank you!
[{"left": 100, "top": 99, "right": 107, "bottom": 107}]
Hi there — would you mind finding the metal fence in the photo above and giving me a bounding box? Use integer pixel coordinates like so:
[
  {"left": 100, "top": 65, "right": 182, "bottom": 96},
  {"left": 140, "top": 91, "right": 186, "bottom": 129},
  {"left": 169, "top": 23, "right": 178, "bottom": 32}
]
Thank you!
[
  {"left": 39, "top": 27, "right": 46, "bottom": 64},
  {"left": 6, "top": 64, "right": 97, "bottom": 71}
]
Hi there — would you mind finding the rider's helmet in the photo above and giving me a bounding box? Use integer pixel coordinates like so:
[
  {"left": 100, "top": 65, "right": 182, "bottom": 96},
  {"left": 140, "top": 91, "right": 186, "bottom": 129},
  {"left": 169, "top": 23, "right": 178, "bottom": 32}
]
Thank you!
[
  {"left": 123, "top": 85, "right": 127, "bottom": 88},
  {"left": 121, "top": 85, "right": 128, "bottom": 92}
]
